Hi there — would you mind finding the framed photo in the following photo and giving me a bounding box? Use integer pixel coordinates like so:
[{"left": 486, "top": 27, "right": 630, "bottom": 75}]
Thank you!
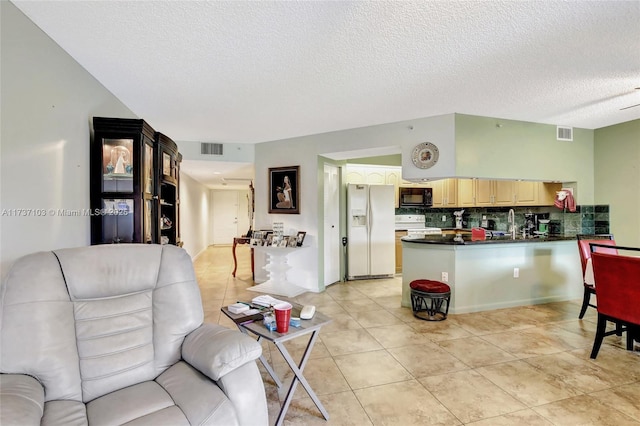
[
  {"left": 269, "top": 166, "right": 299, "bottom": 214},
  {"left": 264, "top": 232, "right": 274, "bottom": 246},
  {"left": 250, "top": 231, "right": 264, "bottom": 246},
  {"left": 287, "top": 236, "right": 298, "bottom": 247},
  {"left": 296, "top": 231, "right": 306, "bottom": 247}
]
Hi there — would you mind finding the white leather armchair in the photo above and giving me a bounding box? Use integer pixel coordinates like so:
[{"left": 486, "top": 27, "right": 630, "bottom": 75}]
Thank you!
[{"left": 0, "top": 244, "right": 268, "bottom": 425}]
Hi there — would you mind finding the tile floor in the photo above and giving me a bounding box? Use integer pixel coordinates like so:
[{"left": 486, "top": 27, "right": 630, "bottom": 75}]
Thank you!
[{"left": 195, "top": 245, "right": 640, "bottom": 425}]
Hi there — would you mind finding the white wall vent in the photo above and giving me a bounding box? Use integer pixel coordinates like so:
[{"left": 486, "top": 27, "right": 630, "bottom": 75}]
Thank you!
[
  {"left": 556, "top": 126, "right": 573, "bottom": 141},
  {"left": 201, "top": 142, "right": 223, "bottom": 155}
]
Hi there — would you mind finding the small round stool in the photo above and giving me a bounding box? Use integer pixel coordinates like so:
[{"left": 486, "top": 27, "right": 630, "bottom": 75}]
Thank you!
[{"left": 410, "top": 279, "right": 451, "bottom": 321}]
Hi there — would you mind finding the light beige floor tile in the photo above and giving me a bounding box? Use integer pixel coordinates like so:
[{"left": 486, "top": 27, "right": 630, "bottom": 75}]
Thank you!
[
  {"left": 319, "top": 312, "right": 362, "bottom": 333},
  {"left": 480, "top": 328, "right": 566, "bottom": 358},
  {"left": 409, "top": 319, "right": 473, "bottom": 341},
  {"left": 420, "top": 369, "right": 526, "bottom": 423},
  {"left": 590, "top": 382, "right": 640, "bottom": 422},
  {"left": 570, "top": 346, "right": 640, "bottom": 382},
  {"left": 334, "top": 350, "right": 413, "bottom": 389},
  {"left": 306, "top": 300, "right": 348, "bottom": 316},
  {"left": 465, "top": 408, "right": 554, "bottom": 425},
  {"left": 370, "top": 295, "right": 402, "bottom": 310},
  {"left": 366, "top": 323, "right": 432, "bottom": 348},
  {"left": 437, "top": 336, "right": 517, "bottom": 368},
  {"left": 477, "top": 360, "right": 583, "bottom": 406},
  {"left": 454, "top": 312, "right": 520, "bottom": 335},
  {"left": 533, "top": 394, "right": 639, "bottom": 425},
  {"left": 386, "top": 306, "right": 417, "bottom": 322},
  {"left": 336, "top": 298, "right": 381, "bottom": 313},
  {"left": 524, "top": 351, "right": 635, "bottom": 393},
  {"left": 321, "top": 328, "right": 382, "bottom": 356},
  {"left": 269, "top": 338, "right": 332, "bottom": 363},
  {"left": 349, "top": 309, "right": 403, "bottom": 328},
  {"left": 325, "top": 285, "right": 367, "bottom": 301},
  {"left": 281, "top": 391, "right": 373, "bottom": 426},
  {"left": 354, "top": 380, "right": 460, "bottom": 425},
  {"left": 388, "top": 343, "right": 468, "bottom": 378}
]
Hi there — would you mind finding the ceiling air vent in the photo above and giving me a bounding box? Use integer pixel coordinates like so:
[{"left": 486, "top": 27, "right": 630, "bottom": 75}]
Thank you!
[
  {"left": 556, "top": 126, "right": 573, "bottom": 141},
  {"left": 201, "top": 142, "right": 223, "bottom": 155}
]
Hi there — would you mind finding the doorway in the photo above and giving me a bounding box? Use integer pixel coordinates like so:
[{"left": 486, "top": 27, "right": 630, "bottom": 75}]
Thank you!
[{"left": 211, "top": 190, "right": 249, "bottom": 245}]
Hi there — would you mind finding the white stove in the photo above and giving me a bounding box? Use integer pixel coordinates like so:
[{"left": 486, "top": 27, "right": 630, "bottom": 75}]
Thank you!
[{"left": 395, "top": 215, "right": 442, "bottom": 236}]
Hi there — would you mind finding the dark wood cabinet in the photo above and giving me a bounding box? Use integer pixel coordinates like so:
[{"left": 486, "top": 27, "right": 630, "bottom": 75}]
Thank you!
[
  {"left": 91, "top": 117, "right": 181, "bottom": 246},
  {"left": 155, "top": 133, "right": 181, "bottom": 246}
]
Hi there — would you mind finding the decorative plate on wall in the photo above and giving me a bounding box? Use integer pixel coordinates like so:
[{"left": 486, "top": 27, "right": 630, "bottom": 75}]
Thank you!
[{"left": 411, "top": 142, "right": 439, "bottom": 169}]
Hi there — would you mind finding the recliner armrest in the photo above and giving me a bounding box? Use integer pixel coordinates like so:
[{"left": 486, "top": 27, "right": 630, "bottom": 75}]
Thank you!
[
  {"left": 182, "top": 323, "right": 262, "bottom": 381},
  {"left": 0, "top": 374, "right": 45, "bottom": 425}
]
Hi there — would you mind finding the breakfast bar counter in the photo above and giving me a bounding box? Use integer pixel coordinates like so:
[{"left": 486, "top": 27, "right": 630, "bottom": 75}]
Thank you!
[{"left": 401, "top": 235, "right": 582, "bottom": 314}]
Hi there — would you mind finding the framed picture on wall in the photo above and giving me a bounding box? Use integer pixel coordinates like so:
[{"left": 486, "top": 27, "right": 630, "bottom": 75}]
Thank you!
[{"left": 268, "top": 166, "right": 300, "bottom": 214}]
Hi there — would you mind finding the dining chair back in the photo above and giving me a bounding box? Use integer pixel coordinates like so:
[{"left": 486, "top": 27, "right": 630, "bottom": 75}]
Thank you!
[
  {"left": 575, "top": 234, "right": 617, "bottom": 319},
  {"left": 589, "top": 245, "right": 640, "bottom": 358}
]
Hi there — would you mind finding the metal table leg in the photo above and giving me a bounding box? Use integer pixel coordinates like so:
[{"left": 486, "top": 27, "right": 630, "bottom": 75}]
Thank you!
[
  {"left": 236, "top": 326, "right": 283, "bottom": 388},
  {"left": 274, "top": 330, "right": 329, "bottom": 426}
]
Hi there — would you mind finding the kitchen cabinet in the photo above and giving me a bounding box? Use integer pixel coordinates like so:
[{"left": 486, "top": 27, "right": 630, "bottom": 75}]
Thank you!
[
  {"left": 385, "top": 169, "right": 402, "bottom": 208},
  {"left": 458, "top": 179, "right": 530, "bottom": 207},
  {"left": 395, "top": 230, "right": 406, "bottom": 273},
  {"left": 514, "top": 180, "right": 538, "bottom": 205},
  {"left": 428, "top": 179, "right": 457, "bottom": 207},
  {"left": 345, "top": 167, "right": 366, "bottom": 184},
  {"left": 539, "top": 182, "right": 563, "bottom": 205}
]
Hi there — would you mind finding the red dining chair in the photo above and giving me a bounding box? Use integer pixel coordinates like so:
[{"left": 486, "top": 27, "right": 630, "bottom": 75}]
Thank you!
[
  {"left": 576, "top": 234, "right": 617, "bottom": 319},
  {"left": 589, "top": 244, "right": 640, "bottom": 359}
]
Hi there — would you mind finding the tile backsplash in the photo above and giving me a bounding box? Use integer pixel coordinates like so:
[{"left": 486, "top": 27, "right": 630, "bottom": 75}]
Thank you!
[{"left": 396, "top": 205, "right": 610, "bottom": 236}]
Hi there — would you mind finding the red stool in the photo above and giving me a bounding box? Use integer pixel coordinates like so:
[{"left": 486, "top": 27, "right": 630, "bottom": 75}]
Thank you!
[{"left": 410, "top": 279, "right": 451, "bottom": 321}]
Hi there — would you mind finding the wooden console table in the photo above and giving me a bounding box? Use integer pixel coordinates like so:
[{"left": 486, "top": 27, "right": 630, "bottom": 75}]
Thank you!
[{"left": 232, "top": 237, "right": 254, "bottom": 279}]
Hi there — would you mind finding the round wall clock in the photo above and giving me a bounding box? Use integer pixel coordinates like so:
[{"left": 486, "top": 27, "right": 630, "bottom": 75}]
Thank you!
[{"left": 411, "top": 142, "right": 439, "bottom": 169}]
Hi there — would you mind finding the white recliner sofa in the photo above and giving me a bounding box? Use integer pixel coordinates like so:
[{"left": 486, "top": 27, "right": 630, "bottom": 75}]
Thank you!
[{"left": 0, "top": 244, "right": 268, "bottom": 425}]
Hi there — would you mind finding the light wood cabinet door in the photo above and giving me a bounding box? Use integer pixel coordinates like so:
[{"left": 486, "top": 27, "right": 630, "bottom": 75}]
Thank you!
[
  {"left": 514, "top": 181, "right": 538, "bottom": 205},
  {"left": 443, "top": 178, "right": 458, "bottom": 207},
  {"left": 539, "top": 182, "right": 563, "bottom": 205},
  {"left": 494, "top": 180, "right": 515, "bottom": 205},
  {"left": 474, "top": 179, "right": 494, "bottom": 206},
  {"left": 457, "top": 179, "right": 476, "bottom": 207},
  {"left": 429, "top": 180, "right": 444, "bottom": 206}
]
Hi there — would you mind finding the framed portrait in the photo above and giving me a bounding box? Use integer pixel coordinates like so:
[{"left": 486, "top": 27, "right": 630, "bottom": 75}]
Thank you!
[
  {"left": 269, "top": 166, "right": 300, "bottom": 214},
  {"left": 296, "top": 231, "right": 306, "bottom": 247},
  {"left": 287, "top": 236, "right": 298, "bottom": 247}
]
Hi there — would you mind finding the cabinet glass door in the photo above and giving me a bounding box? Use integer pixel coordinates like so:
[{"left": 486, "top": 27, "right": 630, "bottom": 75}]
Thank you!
[
  {"left": 101, "top": 199, "right": 134, "bottom": 243},
  {"left": 102, "top": 138, "right": 134, "bottom": 193}
]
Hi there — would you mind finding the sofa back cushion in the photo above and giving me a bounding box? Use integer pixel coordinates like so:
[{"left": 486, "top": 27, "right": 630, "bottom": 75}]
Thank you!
[{"left": 1, "top": 244, "right": 204, "bottom": 403}]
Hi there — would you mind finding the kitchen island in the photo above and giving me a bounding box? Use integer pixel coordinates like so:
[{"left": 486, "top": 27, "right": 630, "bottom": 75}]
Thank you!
[{"left": 401, "top": 235, "right": 582, "bottom": 314}]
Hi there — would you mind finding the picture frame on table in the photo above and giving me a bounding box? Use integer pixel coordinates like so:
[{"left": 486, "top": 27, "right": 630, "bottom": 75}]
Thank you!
[
  {"left": 268, "top": 166, "right": 300, "bottom": 214},
  {"left": 250, "top": 231, "right": 264, "bottom": 246},
  {"left": 264, "top": 232, "right": 274, "bottom": 246},
  {"left": 296, "top": 231, "right": 306, "bottom": 247},
  {"left": 287, "top": 236, "right": 298, "bottom": 247}
]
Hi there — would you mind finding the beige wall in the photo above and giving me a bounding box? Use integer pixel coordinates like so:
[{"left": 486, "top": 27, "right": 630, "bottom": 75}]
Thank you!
[
  {"left": 179, "top": 173, "right": 212, "bottom": 259},
  {"left": 594, "top": 119, "right": 640, "bottom": 247},
  {"left": 0, "top": 2, "right": 137, "bottom": 277}
]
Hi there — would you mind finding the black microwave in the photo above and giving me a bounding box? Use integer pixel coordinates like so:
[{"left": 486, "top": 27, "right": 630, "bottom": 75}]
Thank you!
[{"left": 399, "top": 187, "right": 433, "bottom": 208}]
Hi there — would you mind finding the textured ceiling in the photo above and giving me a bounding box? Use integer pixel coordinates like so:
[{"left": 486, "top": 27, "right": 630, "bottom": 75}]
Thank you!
[{"left": 12, "top": 1, "right": 640, "bottom": 187}]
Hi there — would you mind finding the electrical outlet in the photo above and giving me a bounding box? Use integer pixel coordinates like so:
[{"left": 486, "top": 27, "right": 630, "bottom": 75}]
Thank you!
[
  {"left": 513, "top": 268, "right": 519, "bottom": 278},
  {"left": 441, "top": 272, "right": 448, "bottom": 282},
  {"left": 442, "top": 215, "right": 447, "bottom": 222}
]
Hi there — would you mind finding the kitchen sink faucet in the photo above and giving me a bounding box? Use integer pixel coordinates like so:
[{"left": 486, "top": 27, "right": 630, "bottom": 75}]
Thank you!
[{"left": 508, "top": 209, "right": 516, "bottom": 239}]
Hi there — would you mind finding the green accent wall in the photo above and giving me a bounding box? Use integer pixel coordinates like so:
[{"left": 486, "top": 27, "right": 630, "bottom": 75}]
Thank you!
[
  {"left": 594, "top": 119, "right": 640, "bottom": 247},
  {"left": 454, "top": 114, "right": 595, "bottom": 203}
]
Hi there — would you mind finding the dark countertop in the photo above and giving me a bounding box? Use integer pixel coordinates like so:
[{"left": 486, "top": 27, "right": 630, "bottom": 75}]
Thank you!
[{"left": 402, "top": 234, "right": 575, "bottom": 245}]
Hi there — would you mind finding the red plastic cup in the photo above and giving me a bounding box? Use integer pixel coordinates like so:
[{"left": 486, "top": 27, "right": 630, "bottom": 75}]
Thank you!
[{"left": 274, "top": 302, "right": 293, "bottom": 333}]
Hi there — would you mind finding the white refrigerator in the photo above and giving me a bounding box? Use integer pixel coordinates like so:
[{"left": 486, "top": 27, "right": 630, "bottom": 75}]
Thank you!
[{"left": 347, "top": 184, "right": 395, "bottom": 279}]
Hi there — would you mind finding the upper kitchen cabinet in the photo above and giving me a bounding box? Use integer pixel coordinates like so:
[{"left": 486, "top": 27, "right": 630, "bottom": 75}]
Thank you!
[
  {"left": 426, "top": 179, "right": 457, "bottom": 207},
  {"left": 91, "top": 117, "right": 157, "bottom": 244},
  {"left": 457, "top": 179, "right": 514, "bottom": 207},
  {"left": 514, "top": 180, "right": 538, "bottom": 205},
  {"left": 155, "top": 132, "right": 181, "bottom": 246}
]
